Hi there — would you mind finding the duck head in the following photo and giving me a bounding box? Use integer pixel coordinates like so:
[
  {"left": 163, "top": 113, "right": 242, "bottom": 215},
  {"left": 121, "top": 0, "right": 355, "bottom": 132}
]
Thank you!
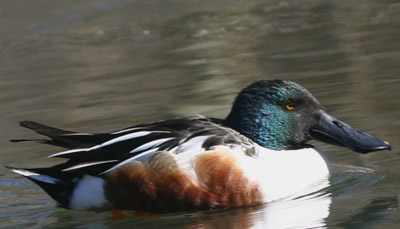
[{"left": 224, "top": 79, "right": 391, "bottom": 153}]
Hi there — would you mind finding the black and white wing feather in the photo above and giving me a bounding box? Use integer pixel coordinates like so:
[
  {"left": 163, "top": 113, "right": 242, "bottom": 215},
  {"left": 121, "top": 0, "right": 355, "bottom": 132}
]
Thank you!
[{"left": 12, "top": 115, "right": 256, "bottom": 176}]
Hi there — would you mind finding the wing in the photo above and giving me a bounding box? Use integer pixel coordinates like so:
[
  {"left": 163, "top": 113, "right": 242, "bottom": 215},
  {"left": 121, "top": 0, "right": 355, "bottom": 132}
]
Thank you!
[{"left": 13, "top": 116, "right": 257, "bottom": 177}]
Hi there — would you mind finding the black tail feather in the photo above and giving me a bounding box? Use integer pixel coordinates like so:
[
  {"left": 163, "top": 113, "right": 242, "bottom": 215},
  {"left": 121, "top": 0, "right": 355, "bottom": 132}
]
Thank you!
[
  {"left": 10, "top": 138, "right": 54, "bottom": 145},
  {"left": 5, "top": 166, "right": 75, "bottom": 208},
  {"left": 11, "top": 121, "right": 113, "bottom": 149},
  {"left": 19, "top": 121, "right": 74, "bottom": 137}
]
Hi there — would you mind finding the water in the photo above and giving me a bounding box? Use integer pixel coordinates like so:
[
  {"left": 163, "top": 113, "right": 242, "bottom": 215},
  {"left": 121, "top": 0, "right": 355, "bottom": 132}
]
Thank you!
[{"left": 1, "top": 0, "right": 399, "bottom": 228}]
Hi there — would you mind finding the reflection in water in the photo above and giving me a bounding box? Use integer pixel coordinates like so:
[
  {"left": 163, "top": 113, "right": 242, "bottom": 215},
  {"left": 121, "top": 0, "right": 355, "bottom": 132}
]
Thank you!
[
  {"left": 54, "top": 190, "right": 332, "bottom": 229},
  {"left": 180, "top": 193, "right": 331, "bottom": 229},
  {"left": 252, "top": 192, "right": 331, "bottom": 229},
  {"left": 336, "top": 196, "right": 398, "bottom": 228}
]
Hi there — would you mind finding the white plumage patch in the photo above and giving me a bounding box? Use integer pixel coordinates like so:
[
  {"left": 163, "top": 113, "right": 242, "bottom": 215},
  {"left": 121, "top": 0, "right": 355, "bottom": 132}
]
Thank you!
[
  {"left": 61, "top": 160, "right": 119, "bottom": 172},
  {"left": 130, "top": 137, "right": 174, "bottom": 153},
  {"left": 111, "top": 127, "right": 145, "bottom": 135},
  {"left": 90, "top": 131, "right": 152, "bottom": 150},
  {"left": 240, "top": 146, "right": 331, "bottom": 202},
  {"left": 174, "top": 136, "right": 210, "bottom": 154},
  {"left": 49, "top": 148, "right": 90, "bottom": 158},
  {"left": 69, "top": 175, "right": 109, "bottom": 210}
]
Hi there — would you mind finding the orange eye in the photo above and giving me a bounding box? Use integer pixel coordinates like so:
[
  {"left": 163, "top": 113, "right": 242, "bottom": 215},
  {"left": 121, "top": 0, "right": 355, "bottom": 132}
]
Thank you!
[{"left": 285, "top": 104, "right": 295, "bottom": 111}]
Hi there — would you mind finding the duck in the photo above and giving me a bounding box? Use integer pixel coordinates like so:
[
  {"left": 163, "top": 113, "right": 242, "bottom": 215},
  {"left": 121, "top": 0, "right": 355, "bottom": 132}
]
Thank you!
[{"left": 6, "top": 79, "right": 391, "bottom": 212}]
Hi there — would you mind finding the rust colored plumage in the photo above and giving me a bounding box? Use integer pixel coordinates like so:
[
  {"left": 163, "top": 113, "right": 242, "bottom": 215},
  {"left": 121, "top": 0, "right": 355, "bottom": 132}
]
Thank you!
[
  {"left": 195, "top": 149, "right": 263, "bottom": 207},
  {"left": 105, "top": 150, "right": 263, "bottom": 212},
  {"left": 105, "top": 152, "right": 218, "bottom": 212}
]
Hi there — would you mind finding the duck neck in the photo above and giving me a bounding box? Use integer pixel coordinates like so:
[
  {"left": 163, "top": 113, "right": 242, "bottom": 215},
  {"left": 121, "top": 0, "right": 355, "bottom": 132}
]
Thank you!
[{"left": 224, "top": 104, "right": 291, "bottom": 150}]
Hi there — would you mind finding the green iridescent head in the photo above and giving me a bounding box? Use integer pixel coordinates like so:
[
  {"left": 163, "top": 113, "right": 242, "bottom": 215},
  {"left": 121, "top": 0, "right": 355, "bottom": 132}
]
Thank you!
[{"left": 224, "top": 80, "right": 323, "bottom": 150}]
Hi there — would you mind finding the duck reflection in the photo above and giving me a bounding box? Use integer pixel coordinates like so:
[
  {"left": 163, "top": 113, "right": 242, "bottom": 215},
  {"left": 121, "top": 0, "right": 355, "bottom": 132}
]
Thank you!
[{"left": 185, "top": 180, "right": 331, "bottom": 229}]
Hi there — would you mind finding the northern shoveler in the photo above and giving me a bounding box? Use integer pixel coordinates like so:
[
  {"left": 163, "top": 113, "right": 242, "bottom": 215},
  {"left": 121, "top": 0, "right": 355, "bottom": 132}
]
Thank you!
[{"left": 6, "top": 79, "right": 391, "bottom": 212}]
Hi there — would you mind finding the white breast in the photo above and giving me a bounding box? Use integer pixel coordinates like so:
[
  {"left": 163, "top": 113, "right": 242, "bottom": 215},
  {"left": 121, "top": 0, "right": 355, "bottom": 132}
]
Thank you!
[
  {"left": 176, "top": 138, "right": 331, "bottom": 203},
  {"left": 238, "top": 146, "right": 331, "bottom": 202}
]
